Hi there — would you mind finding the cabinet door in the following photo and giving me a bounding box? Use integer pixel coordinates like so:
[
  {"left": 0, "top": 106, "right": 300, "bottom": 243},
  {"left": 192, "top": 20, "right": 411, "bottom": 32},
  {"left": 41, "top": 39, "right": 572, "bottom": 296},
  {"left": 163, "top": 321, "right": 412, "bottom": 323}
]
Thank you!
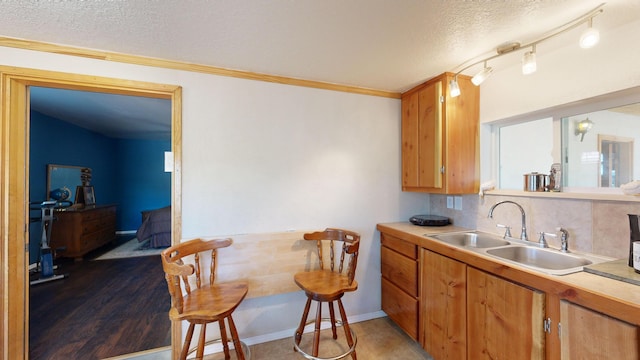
[
  {"left": 402, "top": 90, "right": 420, "bottom": 188},
  {"left": 467, "top": 267, "right": 545, "bottom": 359},
  {"left": 417, "top": 80, "right": 443, "bottom": 189},
  {"left": 560, "top": 300, "right": 639, "bottom": 360},
  {"left": 401, "top": 80, "right": 443, "bottom": 191},
  {"left": 421, "top": 249, "right": 466, "bottom": 359},
  {"left": 442, "top": 74, "right": 480, "bottom": 194}
]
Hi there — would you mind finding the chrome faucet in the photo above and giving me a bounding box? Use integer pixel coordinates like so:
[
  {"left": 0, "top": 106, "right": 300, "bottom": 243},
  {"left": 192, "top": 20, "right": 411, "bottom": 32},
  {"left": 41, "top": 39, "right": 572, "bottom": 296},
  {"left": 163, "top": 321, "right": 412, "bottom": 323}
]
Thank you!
[
  {"left": 488, "top": 200, "right": 528, "bottom": 241},
  {"left": 558, "top": 227, "right": 569, "bottom": 252}
]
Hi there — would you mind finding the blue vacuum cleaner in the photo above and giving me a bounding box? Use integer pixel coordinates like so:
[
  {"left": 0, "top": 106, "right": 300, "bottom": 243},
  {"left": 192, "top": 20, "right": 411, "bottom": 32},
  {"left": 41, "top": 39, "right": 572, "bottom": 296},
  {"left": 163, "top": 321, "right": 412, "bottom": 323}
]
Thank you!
[{"left": 30, "top": 200, "right": 67, "bottom": 285}]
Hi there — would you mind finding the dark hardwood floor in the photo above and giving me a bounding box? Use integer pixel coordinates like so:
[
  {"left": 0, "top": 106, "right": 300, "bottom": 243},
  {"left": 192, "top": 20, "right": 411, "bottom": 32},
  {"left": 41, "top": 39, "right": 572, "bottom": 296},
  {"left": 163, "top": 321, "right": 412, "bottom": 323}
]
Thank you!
[{"left": 29, "top": 236, "right": 171, "bottom": 360}]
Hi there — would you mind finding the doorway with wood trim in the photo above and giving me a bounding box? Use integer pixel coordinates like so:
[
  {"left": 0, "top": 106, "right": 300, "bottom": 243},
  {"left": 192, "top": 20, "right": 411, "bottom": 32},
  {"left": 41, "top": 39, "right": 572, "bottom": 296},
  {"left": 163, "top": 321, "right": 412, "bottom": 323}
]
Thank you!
[{"left": 0, "top": 66, "right": 182, "bottom": 360}]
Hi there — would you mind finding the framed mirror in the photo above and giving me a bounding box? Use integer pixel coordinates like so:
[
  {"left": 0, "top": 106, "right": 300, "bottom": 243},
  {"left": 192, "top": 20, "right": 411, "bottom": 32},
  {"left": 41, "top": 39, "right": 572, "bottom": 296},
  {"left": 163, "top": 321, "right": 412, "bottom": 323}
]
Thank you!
[{"left": 46, "top": 164, "right": 90, "bottom": 204}]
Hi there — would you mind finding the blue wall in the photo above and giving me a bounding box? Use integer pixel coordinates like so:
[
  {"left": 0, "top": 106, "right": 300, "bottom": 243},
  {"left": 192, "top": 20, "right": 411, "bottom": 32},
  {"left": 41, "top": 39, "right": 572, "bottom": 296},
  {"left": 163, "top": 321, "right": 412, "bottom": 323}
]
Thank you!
[
  {"left": 114, "top": 139, "right": 171, "bottom": 230},
  {"left": 29, "top": 111, "right": 170, "bottom": 263}
]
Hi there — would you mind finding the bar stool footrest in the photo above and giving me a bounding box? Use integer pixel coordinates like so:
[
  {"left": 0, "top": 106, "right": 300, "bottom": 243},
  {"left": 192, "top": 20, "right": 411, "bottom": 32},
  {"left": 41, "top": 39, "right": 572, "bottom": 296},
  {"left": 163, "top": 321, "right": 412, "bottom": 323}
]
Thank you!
[
  {"left": 185, "top": 338, "right": 251, "bottom": 359},
  {"left": 293, "top": 317, "right": 357, "bottom": 360}
]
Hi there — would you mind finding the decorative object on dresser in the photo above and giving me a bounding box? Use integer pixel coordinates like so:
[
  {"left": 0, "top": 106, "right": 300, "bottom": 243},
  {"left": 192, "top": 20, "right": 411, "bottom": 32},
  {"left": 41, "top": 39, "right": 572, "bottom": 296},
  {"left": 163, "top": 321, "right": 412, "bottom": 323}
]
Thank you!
[
  {"left": 46, "top": 164, "right": 89, "bottom": 205},
  {"left": 74, "top": 185, "right": 96, "bottom": 206},
  {"left": 49, "top": 204, "right": 117, "bottom": 261}
]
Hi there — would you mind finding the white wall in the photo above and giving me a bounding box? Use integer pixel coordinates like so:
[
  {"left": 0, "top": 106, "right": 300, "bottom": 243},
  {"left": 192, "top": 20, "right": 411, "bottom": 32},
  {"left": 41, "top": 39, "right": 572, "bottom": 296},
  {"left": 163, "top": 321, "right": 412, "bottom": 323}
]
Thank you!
[
  {"left": 499, "top": 117, "right": 554, "bottom": 189},
  {"left": 0, "top": 46, "right": 430, "bottom": 341}
]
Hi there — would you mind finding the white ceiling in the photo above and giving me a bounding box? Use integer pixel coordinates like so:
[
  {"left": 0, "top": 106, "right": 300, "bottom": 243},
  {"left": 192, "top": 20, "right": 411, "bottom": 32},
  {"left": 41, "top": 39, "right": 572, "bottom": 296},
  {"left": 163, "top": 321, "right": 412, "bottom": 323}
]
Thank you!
[
  {"left": 2, "top": 0, "right": 638, "bottom": 138},
  {"left": 30, "top": 87, "right": 172, "bottom": 140}
]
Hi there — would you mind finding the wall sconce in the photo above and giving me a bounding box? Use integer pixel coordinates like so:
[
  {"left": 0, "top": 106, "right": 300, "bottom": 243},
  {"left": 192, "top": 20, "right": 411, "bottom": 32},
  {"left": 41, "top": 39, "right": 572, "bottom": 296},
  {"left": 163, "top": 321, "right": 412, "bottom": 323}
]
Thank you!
[
  {"left": 575, "top": 118, "right": 594, "bottom": 142},
  {"left": 449, "top": 3, "right": 604, "bottom": 98}
]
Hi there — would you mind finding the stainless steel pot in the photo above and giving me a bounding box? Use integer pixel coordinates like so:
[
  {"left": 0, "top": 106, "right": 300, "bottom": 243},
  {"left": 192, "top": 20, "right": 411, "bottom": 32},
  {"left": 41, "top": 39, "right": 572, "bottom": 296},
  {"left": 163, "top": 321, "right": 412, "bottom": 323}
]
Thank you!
[{"left": 524, "top": 172, "right": 548, "bottom": 192}]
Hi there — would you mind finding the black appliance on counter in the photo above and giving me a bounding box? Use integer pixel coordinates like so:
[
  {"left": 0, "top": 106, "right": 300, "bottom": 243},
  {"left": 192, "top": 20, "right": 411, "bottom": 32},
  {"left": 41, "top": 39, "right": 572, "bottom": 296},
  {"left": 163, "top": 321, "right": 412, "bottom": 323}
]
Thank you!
[{"left": 409, "top": 215, "right": 451, "bottom": 226}]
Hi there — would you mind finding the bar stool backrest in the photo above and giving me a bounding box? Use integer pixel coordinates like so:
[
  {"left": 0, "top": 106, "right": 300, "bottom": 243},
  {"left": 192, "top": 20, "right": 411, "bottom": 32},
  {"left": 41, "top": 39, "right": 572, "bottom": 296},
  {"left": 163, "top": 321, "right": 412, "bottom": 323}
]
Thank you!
[
  {"left": 161, "top": 238, "right": 232, "bottom": 315},
  {"left": 303, "top": 228, "right": 360, "bottom": 286}
]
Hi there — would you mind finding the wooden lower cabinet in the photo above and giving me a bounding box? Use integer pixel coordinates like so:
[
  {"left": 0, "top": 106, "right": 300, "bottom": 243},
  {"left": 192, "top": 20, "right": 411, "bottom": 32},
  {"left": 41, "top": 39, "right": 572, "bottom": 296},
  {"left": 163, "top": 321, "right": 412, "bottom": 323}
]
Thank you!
[
  {"left": 421, "top": 249, "right": 467, "bottom": 359},
  {"left": 379, "top": 226, "right": 640, "bottom": 360},
  {"left": 467, "top": 267, "right": 545, "bottom": 359},
  {"left": 380, "top": 232, "right": 419, "bottom": 339},
  {"left": 560, "top": 300, "right": 639, "bottom": 360}
]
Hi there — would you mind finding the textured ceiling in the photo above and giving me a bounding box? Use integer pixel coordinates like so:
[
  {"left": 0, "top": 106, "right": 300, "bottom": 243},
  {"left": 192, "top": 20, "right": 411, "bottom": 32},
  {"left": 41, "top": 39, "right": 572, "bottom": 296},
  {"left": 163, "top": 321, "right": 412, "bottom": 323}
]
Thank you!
[{"left": 2, "top": 0, "right": 638, "bottom": 138}]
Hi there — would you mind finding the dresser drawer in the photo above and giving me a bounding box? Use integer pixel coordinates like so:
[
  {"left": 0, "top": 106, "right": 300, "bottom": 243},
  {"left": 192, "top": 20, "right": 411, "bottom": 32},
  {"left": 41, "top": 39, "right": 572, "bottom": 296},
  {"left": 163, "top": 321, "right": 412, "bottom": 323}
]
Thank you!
[{"left": 81, "top": 213, "right": 115, "bottom": 235}]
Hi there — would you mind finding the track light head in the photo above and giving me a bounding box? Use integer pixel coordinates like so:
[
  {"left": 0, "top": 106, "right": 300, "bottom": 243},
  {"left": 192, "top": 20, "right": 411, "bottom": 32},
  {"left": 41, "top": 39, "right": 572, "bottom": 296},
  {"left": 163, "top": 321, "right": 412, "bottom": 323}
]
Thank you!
[
  {"left": 580, "top": 17, "right": 600, "bottom": 49},
  {"left": 471, "top": 63, "right": 493, "bottom": 86},
  {"left": 522, "top": 45, "right": 537, "bottom": 75},
  {"left": 449, "top": 78, "right": 461, "bottom": 97}
]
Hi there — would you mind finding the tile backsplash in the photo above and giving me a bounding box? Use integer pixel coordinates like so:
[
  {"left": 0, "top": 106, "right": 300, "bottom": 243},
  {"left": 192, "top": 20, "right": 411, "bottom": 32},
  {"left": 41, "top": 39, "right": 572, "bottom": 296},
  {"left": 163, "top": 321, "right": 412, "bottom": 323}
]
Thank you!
[{"left": 430, "top": 194, "right": 640, "bottom": 260}]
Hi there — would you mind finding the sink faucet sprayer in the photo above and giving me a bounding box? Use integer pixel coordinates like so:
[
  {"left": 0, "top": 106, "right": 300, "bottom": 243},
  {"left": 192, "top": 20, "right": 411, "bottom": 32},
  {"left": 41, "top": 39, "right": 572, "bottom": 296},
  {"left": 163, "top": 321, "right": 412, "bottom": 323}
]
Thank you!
[
  {"left": 488, "top": 200, "right": 528, "bottom": 241},
  {"left": 558, "top": 227, "right": 569, "bottom": 252}
]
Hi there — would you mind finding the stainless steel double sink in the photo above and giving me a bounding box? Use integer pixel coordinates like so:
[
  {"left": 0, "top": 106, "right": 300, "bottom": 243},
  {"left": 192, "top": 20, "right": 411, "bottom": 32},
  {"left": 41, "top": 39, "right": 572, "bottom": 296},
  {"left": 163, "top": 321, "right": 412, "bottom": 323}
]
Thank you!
[{"left": 426, "top": 231, "right": 609, "bottom": 276}]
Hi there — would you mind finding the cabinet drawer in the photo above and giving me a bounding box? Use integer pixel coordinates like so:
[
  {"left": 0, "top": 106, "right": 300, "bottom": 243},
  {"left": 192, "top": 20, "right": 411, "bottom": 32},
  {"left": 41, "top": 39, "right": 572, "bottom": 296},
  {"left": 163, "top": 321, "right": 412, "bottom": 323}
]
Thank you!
[
  {"left": 381, "top": 233, "right": 417, "bottom": 259},
  {"left": 381, "top": 246, "right": 418, "bottom": 296},
  {"left": 382, "top": 277, "right": 418, "bottom": 340}
]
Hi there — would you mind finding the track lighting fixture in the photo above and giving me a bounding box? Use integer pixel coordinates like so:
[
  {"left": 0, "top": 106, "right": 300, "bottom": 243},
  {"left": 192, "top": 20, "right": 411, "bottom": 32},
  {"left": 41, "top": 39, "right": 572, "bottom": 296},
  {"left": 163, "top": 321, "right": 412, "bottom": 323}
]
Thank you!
[
  {"left": 522, "top": 45, "right": 537, "bottom": 75},
  {"left": 580, "top": 17, "right": 600, "bottom": 49},
  {"left": 471, "top": 62, "right": 493, "bottom": 86},
  {"left": 448, "top": 3, "right": 604, "bottom": 97}
]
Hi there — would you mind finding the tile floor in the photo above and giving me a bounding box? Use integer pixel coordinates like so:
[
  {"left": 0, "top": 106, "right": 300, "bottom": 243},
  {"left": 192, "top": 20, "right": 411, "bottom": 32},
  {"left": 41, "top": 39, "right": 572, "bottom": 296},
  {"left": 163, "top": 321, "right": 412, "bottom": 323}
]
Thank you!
[{"left": 112, "top": 316, "right": 433, "bottom": 360}]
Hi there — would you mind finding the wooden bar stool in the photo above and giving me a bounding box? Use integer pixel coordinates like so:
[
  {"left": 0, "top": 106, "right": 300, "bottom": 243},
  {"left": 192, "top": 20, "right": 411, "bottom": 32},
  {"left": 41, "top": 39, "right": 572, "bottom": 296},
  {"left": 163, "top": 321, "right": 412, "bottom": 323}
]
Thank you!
[
  {"left": 293, "top": 228, "right": 360, "bottom": 360},
  {"left": 161, "top": 238, "right": 249, "bottom": 360}
]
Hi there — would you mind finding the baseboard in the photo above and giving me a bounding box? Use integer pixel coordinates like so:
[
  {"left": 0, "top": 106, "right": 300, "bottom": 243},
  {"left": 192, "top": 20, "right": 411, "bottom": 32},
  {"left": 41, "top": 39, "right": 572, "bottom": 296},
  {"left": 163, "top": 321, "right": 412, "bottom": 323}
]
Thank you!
[
  {"left": 102, "top": 346, "right": 171, "bottom": 360},
  {"left": 116, "top": 230, "right": 137, "bottom": 235}
]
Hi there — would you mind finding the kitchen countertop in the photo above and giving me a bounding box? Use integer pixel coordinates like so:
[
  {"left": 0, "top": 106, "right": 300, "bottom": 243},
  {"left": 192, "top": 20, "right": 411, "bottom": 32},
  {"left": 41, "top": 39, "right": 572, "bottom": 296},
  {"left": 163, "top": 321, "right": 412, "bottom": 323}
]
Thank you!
[
  {"left": 377, "top": 222, "right": 640, "bottom": 326},
  {"left": 584, "top": 259, "right": 640, "bottom": 286}
]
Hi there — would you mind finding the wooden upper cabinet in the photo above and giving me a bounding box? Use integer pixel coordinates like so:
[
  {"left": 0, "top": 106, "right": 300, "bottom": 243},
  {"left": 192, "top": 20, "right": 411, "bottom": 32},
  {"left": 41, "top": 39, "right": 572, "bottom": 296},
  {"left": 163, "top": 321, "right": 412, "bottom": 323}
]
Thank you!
[{"left": 401, "top": 72, "right": 479, "bottom": 194}]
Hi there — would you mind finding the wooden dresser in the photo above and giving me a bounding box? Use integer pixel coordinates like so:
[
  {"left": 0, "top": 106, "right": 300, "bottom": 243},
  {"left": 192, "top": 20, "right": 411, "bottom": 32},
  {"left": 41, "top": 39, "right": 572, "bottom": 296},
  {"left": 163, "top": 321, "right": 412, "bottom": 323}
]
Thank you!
[{"left": 50, "top": 204, "right": 117, "bottom": 260}]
